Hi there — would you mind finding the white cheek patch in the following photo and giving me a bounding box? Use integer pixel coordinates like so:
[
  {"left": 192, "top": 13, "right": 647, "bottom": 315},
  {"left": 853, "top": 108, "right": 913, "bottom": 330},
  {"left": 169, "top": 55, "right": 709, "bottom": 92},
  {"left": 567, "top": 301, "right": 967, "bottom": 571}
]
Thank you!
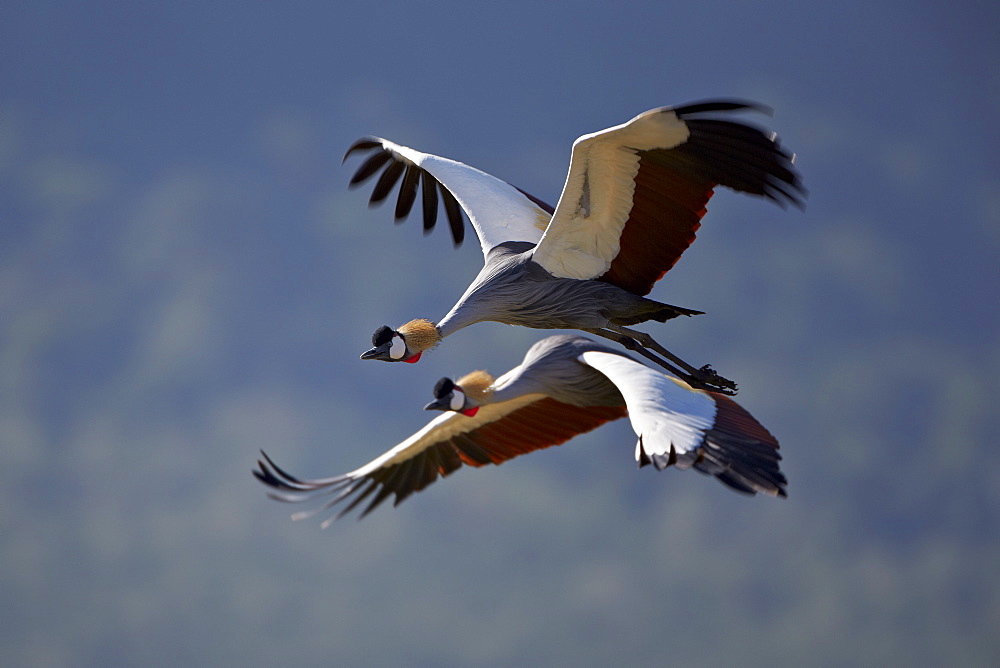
[
  {"left": 450, "top": 388, "right": 465, "bottom": 412},
  {"left": 389, "top": 334, "right": 406, "bottom": 360}
]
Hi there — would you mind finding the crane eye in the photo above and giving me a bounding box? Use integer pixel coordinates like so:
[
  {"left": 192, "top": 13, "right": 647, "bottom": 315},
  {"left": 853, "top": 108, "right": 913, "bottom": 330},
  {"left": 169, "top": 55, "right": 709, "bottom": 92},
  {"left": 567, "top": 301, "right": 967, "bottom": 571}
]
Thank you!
[
  {"left": 449, "top": 388, "right": 465, "bottom": 412},
  {"left": 389, "top": 334, "right": 407, "bottom": 359}
]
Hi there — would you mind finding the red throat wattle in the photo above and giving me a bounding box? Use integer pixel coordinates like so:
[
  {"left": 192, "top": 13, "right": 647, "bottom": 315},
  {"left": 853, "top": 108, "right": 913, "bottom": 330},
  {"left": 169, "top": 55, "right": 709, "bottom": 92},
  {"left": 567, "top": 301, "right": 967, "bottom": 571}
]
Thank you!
[
  {"left": 404, "top": 352, "right": 422, "bottom": 364},
  {"left": 462, "top": 406, "right": 479, "bottom": 417}
]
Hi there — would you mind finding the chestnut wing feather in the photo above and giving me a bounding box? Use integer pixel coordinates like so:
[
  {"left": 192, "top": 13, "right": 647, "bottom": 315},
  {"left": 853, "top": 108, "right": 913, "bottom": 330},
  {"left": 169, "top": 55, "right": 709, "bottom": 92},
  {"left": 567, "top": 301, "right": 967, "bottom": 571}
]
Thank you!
[
  {"left": 255, "top": 398, "right": 626, "bottom": 522},
  {"left": 599, "top": 106, "right": 805, "bottom": 295}
]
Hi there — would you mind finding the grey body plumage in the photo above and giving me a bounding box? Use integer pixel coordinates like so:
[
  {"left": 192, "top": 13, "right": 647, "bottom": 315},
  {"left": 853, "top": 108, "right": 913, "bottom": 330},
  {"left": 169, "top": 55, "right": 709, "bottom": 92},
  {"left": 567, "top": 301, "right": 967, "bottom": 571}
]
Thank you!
[
  {"left": 437, "top": 243, "right": 695, "bottom": 337},
  {"left": 486, "top": 335, "right": 628, "bottom": 407}
]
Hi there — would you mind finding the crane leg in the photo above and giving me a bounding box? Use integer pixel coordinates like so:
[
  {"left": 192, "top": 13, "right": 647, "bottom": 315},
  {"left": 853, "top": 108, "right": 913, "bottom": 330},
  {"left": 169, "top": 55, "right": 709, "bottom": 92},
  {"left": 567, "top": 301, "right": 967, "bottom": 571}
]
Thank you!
[
  {"left": 584, "top": 328, "right": 692, "bottom": 378},
  {"left": 595, "top": 325, "right": 738, "bottom": 395}
]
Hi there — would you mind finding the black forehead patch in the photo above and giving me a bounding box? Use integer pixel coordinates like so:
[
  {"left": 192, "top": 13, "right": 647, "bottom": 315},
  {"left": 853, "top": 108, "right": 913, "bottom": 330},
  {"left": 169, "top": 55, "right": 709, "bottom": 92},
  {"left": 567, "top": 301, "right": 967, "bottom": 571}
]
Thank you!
[
  {"left": 432, "top": 377, "right": 455, "bottom": 399},
  {"left": 372, "top": 325, "right": 394, "bottom": 346}
]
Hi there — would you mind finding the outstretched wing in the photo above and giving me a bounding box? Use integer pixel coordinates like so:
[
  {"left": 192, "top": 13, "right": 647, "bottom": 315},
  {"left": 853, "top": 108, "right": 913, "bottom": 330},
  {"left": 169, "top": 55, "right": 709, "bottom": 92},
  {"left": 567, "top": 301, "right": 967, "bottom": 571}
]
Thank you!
[
  {"left": 578, "top": 350, "right": 786, "bottom": 497},
  {"left": 254, "top": 395, "right": 626, "bottom": 524},
  {"left": 532, "top": 100, "right": 806, "bottom": 295},
  {"left": 344, "top": 138, "right": 554, "bottom": 259}
]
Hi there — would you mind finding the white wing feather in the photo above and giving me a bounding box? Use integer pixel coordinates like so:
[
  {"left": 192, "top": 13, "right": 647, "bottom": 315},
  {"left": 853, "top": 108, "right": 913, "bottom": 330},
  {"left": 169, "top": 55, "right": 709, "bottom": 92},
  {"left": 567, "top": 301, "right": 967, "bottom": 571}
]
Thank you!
[
  {"left": 381, "top": 140, "right": 550, "bottom": 259},
  {"left": 578, "top": 350, "right": 715, "bottom": 466},
  {"left": 346, "top": 391, "right": 545, "bottom": 477},
  {"left": 532, "top": 108, "right": 690, "bottom": 279}
]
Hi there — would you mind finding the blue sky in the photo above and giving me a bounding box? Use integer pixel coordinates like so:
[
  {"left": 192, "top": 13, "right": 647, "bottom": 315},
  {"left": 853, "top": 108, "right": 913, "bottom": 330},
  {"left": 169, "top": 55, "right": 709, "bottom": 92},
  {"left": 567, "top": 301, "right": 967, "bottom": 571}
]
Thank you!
[{"left": 2, "top": 1, "right": 999, "bottom": 665}]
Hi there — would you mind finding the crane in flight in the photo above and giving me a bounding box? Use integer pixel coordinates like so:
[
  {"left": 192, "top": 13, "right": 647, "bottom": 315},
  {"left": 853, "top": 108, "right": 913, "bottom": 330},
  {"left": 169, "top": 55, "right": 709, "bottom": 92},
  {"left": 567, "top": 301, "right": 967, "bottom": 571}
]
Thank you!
[
  {"left": 255, "top": 335, "right": 786, "bottom": 524},
  {"left": 346, "top": 100, "right": 805, "bottom": 394}
]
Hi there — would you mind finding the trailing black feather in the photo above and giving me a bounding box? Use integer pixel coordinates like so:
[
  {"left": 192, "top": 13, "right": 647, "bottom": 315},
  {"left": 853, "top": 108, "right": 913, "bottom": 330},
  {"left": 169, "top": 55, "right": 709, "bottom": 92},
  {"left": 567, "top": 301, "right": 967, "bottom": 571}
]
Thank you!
[
  {"left": 369, "top": 159, "right": 405, "bottom": 204},
  {"left": 672, "top": 99, "right": 772, "bottom": 118},
  {"left": 395, "top": 164, "right": 421, "bottom": 220},
  {"left": 440, "top": 183, "right": 465, "bottom": 247},
  {"left": 348, "top": 150, "right": 393, "bottom": 186},
  {"left": 420, "top": 172, "right": 439, "bottom": 232}
]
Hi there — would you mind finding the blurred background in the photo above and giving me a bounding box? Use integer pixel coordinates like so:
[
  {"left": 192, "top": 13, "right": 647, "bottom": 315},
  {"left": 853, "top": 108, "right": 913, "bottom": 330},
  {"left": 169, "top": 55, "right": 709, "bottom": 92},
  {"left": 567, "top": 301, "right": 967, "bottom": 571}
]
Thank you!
[{"left": 2, "top": 1, "right": 998, "bottom": 665}]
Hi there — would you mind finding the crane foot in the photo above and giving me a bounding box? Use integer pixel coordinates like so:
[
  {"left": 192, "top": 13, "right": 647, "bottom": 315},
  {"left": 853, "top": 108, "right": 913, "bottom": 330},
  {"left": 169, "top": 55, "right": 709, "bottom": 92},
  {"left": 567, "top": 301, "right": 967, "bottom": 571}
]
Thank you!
[{"left": 688, "top": 365, "right": 738, "bottom": 395}]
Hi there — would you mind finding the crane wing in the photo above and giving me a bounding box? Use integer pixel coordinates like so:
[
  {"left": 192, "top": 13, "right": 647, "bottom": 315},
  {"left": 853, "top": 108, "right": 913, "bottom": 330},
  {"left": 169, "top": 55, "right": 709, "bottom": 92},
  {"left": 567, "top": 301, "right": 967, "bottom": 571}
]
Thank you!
[
  {"left": 532, "top": 100, "right": 806, "bottom": 295},
  {"left": 578, "top": 350, "right": 786, "bottom": 496},
  {"left": 344, "top": 138, "right": 553, "bottom": 260},
  {"left": 254, "top": 394, "right": 626, "bottom": 523}
]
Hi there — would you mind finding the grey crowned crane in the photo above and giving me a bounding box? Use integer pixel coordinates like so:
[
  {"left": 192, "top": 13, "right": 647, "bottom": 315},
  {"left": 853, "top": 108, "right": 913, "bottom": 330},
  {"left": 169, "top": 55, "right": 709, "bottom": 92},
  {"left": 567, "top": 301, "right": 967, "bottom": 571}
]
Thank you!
[
  {"left": 347, "top": 100, "right": 806, "bottom": 394},
  {"left": 255, "top": 335, "right": 786, "bottom": 524}
]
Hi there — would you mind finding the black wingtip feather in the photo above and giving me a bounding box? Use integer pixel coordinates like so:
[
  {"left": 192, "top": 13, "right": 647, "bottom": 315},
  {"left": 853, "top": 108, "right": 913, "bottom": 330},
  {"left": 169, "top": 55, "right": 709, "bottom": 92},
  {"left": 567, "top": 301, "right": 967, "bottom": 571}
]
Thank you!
[
  {"left": 670, "top": 117, "right": 807, "bottom": 208},
  {"left": 368, "top": 159, "right": 406, "bottom": 205},
  {"left": 394, "top": 164, "right": 420, "bottom": 220},
  {"left": 348, "top": 151, "right": 393, "bottom": 187},
  {"left": 420, "top": 171, "right": 439, "bottom": 232},
  {"left": 258, "top": 450, "right": 306, "bottom": 487},
  {"left": 253, "top": 464, "right": 282, "bottom": 488},
  {"left": 439, "top": 182, "right": 465, "bottom": 247},
  {"left": 672, "top": 99, "right": 773, "bottom": 118},
  {"left": 342, "top": 137, "right": 384, "bottom": 164},
  {"left": 338, "top": 479, "right": 380, "bottom": 518},
  {"left": 343, "top": 137, "right": 468, "bottom": 247},
  {"left": 693, "top": 433, "right": 789, "bottom": 498}
]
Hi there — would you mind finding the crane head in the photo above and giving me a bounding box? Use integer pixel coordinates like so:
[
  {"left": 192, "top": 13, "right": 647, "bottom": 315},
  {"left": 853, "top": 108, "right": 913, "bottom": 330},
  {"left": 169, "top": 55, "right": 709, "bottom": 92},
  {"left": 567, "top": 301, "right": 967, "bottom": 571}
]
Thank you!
[
  {"left": 360, "top": 319, "right": 440, "bottom": 363},
  {"left": 424, "top": 377, "right": 480, "bottom": 417},
  {"left": 360, "top": 325, "right": 418, "bottom": 363}
]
